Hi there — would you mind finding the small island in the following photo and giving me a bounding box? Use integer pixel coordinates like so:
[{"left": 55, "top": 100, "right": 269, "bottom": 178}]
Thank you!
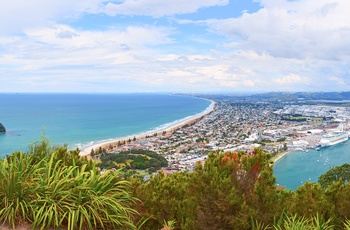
[{"left": 0, "top": 122, "right": 5, "bottom": 133}]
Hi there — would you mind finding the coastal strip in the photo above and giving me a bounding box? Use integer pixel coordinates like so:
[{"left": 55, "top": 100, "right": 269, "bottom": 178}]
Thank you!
[
  {"left": 272, "top": 151, "right": 290, "bottom": 163},
  {"left": 79, "top": 100, "right": 216, "bottom": 156}
]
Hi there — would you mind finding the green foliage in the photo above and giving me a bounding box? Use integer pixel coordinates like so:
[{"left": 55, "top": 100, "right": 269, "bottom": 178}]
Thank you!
[
  {"left": 99, "top": 149, "right": 167, "bottom": 171},
  {"left": 136, "top": 171, "right": 194, "bottom": 229},
  {"left": 134, "top": 148, "right": 350, "bottom": 229},
  {"left": 273, "top": 215, "right": 311, "bottom": 230},
  {"left": 0, "top": 138, "right": 138, "bottom": 229},
  {"left": 273, "top": 214, "right": 333, "bottom": 230},
  {"left": 162, "top": 219, "right": 176, "bottom": 230},
  {"left": 310, "top": 214, "right": 334, "bottom": 230},
  {"left": 0, "top": 151, "right": 38, "bottom": 228},
  {"left": 291, "top": 182, "right": 328, "bottom": 218},
  {"left": 6, "top": 139, "right": 350, "bottom": 229},
  {"left": 343, "top": 219, "right": 350, "bottom": 230},
  {"left": 136, "top": 148, "right": 287, "bottom": 230},
  {"left": 27, "top": 136, "right": 94, "bottom": 171},
  {"left": 318, "top": 163, "right": 350, "bottom": 189},
  {"left": 251, "top": 218, "right": 271, "bottom": 230},
  {"left": 323, "top": 180, "right": 350, "bottom": 226}
]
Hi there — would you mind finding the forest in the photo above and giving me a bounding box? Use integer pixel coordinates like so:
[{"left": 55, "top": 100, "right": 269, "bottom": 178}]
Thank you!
[{"left": 1, "top": 139, "right": 350, "bottom": 229}]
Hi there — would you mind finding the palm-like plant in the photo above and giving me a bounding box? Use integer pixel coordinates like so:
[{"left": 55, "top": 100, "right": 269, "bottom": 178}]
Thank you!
[
  {"left": 0, "top": 151, "right": 39, "bottom": 228},
  {"left": 251, "top": 218, "right": 271, "bottom": 230},
  {"left": 273, "top": 214, "right": 334, "bottom": 230},
  {"left": 273, "top": 215, "right": 310, "bottom": 230},
  {"left": 0, "top": 140, "right": 139, "bottom": 229},
  {"left": 343, "top": 219, "right": 350, "bottom": 229}
]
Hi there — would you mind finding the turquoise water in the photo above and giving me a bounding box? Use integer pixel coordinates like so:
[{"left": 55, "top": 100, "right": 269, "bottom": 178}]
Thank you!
[
  {"left": 274, "top": 142, "right": 350, "bottom": 190},
  {"left": 0, "top": 93, "right": 211, "bottom": 157}
]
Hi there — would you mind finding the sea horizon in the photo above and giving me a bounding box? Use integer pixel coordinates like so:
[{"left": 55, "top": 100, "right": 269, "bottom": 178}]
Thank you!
[{"left": 0, "top": 93, "right": 211, "bottom": 157}]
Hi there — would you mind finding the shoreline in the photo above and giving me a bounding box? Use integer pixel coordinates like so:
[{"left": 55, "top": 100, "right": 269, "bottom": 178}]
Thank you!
[
  {"left": 272, "top": 151, "right": 290, "bottom": 163},
  {"left": 79, "top": 100, "right": 216, "bottom": 156}
]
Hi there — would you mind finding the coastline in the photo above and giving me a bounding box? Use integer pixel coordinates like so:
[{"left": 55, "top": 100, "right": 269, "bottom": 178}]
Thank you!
[
  {"left": 272, "top": 151, "right": 290, "bottom": 163},
  {"left": 79, "top": 99, "right": 216, "bottom": 156}
]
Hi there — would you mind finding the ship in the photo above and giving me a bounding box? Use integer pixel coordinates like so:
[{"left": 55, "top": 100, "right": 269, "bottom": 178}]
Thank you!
[{"left": 319, "top": 123, "right": 348, "bottom": 147}]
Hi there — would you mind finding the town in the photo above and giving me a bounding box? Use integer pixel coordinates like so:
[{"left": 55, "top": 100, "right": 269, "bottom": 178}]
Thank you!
[{"left": 96, "top": 95, "right": 350, "bottom": 173}]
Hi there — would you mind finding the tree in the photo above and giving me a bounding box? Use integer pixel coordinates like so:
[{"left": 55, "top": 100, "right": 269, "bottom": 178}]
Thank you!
[
  {"left": 90, "top": 148, "right": 95, "bottom": 158},
  {"left": 136, "top": 171, "right": 195, "bottom": 230},
  {"left": 318, "top": 163, "right": 350, "bottom": 189},
  {"left": 291, "top": 182, "right": 328, "bottom": 218},
  {"left": 283, "top": 143, "right": 288, "bottom": 151}
]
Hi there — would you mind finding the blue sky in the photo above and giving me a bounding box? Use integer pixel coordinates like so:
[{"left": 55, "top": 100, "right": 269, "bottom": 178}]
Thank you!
[{"left": 0, "top": 0, "right": 349, "bottom": 93}]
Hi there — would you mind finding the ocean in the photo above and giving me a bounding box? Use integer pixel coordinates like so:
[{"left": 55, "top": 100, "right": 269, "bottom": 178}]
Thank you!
[
  {"left": 0, "top": 93, "right": 211, "bottom": 157},
  {"left": 274, "top": 142, "right": 350, "bottom": 190}
]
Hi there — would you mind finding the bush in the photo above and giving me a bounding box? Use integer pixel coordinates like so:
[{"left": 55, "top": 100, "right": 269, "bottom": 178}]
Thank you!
[{"left": 0, "top": 139, "right": 138, "bottom": 229}]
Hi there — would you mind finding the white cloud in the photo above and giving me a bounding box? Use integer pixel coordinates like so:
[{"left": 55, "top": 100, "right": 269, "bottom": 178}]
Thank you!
[
  {"left": 103, "top": 0, "right": 228, "bottom": 17},
  {"left": 273, "top": 74, "right": 304, "bottom": 85},
  {"left": 0, "top": 23, "right": 177, "bottom": 92},
  {"left": 24, "top": 24, "right": 173, "bottom": 49},
  {"left": 0, "top": 0, "right": 103, "bottom": 34},
  {"left": 204, "top": 0, "right": 350, "bottom": 61},
  {"left": 329, "top": 76, "right": 346, "bottom": 85},
  {"left": 1, "top": 0, "right": 350, "bottom": 93}
]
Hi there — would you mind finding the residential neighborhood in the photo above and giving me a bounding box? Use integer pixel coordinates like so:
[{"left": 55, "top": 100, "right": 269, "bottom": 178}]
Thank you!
[{"left": 98, "top": 96, "right": 350, "bottom": 172}]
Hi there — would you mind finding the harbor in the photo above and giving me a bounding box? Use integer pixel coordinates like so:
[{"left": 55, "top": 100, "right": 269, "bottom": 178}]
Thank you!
[{"left": 274, "top": 140, "right": 350, "bottom": 190}]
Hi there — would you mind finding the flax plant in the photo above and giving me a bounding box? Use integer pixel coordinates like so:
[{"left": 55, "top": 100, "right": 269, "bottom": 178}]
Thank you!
[
  {"left": 273, "top": 215, "right": 310, "bottom": 230},
  {"left": 30, "top": 152, "right": 138, "bottom": 229},
  {"left": 251, "top": 218, "right": 271, "bottom": 230},
  {"left": 273, "top": 214, "right": 334, "bottom": 230},
  {"left": 344, "top": 219, "right": 350, "bottom": 229},
  {"left": 0, "top": 140, "right": 139, "bottom": 229},
  {"left": 0, "top": 151, "right": 40, "bottom": 228}
]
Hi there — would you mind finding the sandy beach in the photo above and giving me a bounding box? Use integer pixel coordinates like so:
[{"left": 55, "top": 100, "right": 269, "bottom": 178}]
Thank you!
[
  {"left": 272, "top": 151, "right": 290, "bottom": 163},
  {"left": 79, "top": 100, "right": 216, "bottom": 156}
]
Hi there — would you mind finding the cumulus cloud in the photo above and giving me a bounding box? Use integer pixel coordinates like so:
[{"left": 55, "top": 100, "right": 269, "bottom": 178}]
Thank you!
[
  {"left": 24, "top": 24, "right": 174, "bottom": 49},
  {"left": 103, "top": 0, "right": 228, "bottom": 17},
  {"left": 274, "top": 74, "right": 304, "bottom": 85},
  {"left": 0, "top": 0, "right": 102, "bottom": 34},
  {"left": 1, "top": 0, "right": 349, "bottom": 93},
  {"left": 0, "top": 23, "right": 177, "bottom": 92},
  {"left": 204, "top": 0, "right": 350, "bottom": 61},
  {"left": 329, "top": 76, "right": 346, "bottom": 85}
]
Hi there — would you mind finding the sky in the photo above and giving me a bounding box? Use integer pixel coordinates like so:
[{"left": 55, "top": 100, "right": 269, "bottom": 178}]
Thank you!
[{"left": 1, "top": 0, "right": 350, "bottom": 93}]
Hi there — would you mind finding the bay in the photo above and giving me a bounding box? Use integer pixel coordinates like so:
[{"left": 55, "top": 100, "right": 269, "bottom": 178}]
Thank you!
[
  {"left": 0, "top": 93, "right": 210, "bottom": 157},
  {"left": 274, "top": 142, "right": 350, "bottom": 190}
]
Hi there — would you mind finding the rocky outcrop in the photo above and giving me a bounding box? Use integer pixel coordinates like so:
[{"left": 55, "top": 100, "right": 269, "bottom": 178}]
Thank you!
[{"left": 0, "top": 123, "right": 6, "bottom": 133}]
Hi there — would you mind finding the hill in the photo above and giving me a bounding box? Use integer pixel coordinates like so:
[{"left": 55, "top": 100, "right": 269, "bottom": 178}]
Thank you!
[{"left": 98, "top": 149, "right": 168, "bottom": 172}]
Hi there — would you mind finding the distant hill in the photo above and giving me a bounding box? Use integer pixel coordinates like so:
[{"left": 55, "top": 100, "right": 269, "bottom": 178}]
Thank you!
[{"left": 248, "top": 91, "right": 350, "bottom": 101}]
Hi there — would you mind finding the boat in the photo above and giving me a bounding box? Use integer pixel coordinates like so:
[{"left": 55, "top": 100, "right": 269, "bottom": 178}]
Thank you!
[{"left": 319, "top": 123, "right": 348, "bottom": 147}]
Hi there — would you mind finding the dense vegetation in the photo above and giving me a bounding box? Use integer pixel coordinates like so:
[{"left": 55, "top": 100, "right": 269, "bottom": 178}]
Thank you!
[
  {"left": 0, "top": 138, "right": 140, "bottom": 229},
  {"left": 3, "top": 139, "right": 350, "bottom": 229},
  {"left": 98, "top": 149, "right": 168, "bottom": 171},
  {"left": 131, "top": 149, "right": 350, "bottom": 229}
]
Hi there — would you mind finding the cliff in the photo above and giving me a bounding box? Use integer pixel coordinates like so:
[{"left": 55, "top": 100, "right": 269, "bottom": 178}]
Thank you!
[{"left": 0, "top": 123, "right": 6, "bottom": 133}]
